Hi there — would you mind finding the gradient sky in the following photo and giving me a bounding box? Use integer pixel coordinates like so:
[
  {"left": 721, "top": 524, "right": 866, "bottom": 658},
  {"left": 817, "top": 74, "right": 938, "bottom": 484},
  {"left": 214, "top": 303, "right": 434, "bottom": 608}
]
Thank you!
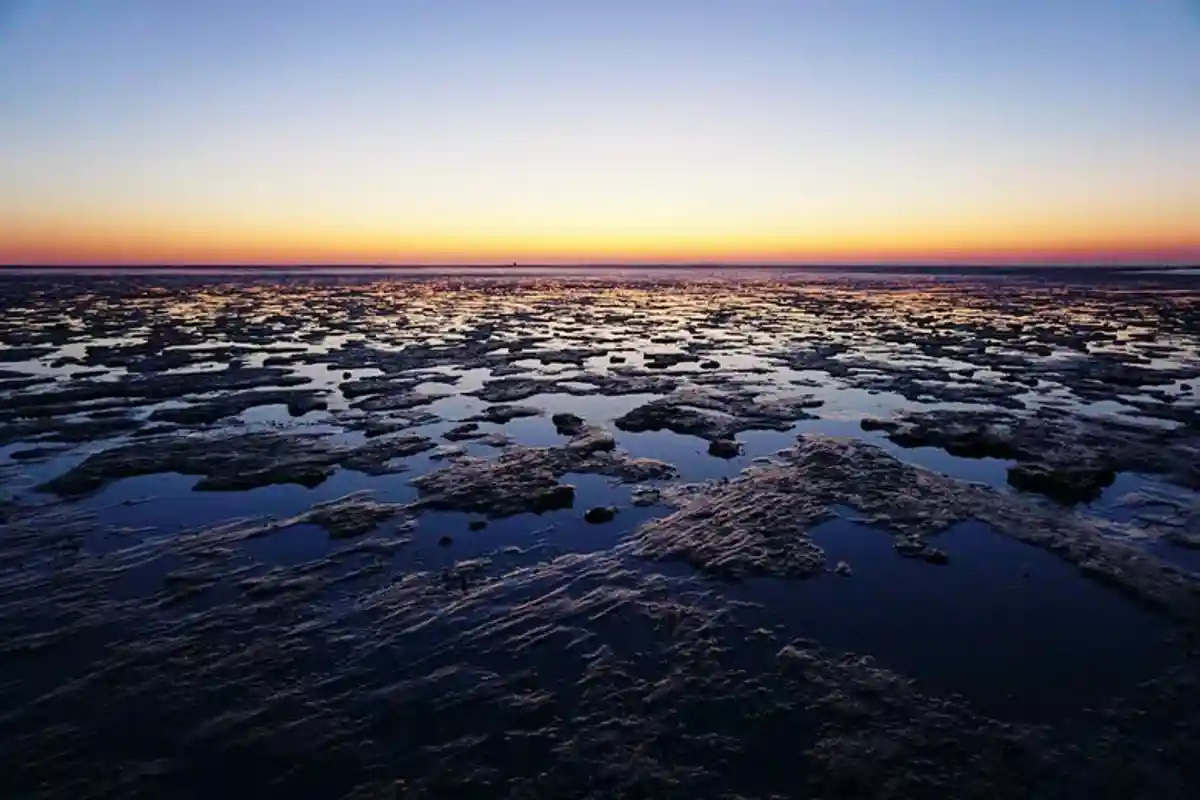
[{"left": 2, "top": 0, "right": 1198, "bottom": 265}]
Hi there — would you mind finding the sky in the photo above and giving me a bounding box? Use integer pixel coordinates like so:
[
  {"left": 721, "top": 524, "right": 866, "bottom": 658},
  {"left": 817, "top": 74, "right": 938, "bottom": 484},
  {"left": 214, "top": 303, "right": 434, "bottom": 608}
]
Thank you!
[{"left": 1, "top": 0, "right": 1198, "bottom": 266}]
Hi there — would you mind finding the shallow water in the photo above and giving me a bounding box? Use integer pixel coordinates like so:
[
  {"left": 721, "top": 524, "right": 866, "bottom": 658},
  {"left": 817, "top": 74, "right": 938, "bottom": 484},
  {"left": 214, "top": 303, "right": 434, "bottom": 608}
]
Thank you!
[{"left": 756, "top": 512, "right": 1177, "bottom": 722}]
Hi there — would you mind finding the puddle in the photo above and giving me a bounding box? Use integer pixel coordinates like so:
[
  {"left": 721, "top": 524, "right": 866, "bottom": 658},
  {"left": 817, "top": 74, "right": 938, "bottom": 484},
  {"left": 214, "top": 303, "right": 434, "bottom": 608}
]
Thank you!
[
  {"left": 729, "top": 511, "right": 1178, "bottom": 722},
  {"left": 1148, "top": 538, "right": 1200, "bottom": 574},
  {"left": 407, "top": 472, "right": 667, "bottom": 569},
  {"left": 616, "top": 427, "right": 794, "bottom": 482},
  {"left": 242, "top": 522, "right": 331, "bottom": 567},
  {"left": 78, "top": 469, "right": 417, "bottom": 549},
  {"left": 1086, "top": 474, "right": 1200, "bottom": 573},
  {"left": 518, "top": 391, "right": 667, "bottom": 423}
]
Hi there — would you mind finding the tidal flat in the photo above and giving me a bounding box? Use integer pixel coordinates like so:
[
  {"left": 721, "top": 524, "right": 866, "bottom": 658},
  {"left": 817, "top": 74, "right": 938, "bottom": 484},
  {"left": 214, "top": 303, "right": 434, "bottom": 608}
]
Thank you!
[{"left": 2, "top": 267, "right": 1200, "bottom": 798}]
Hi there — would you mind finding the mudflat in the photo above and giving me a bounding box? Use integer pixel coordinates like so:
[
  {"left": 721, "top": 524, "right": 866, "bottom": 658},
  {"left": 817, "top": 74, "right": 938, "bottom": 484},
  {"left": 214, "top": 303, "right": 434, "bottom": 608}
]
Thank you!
[{"left": 2, "top": 267, "right": 1199, "bottom": 798}]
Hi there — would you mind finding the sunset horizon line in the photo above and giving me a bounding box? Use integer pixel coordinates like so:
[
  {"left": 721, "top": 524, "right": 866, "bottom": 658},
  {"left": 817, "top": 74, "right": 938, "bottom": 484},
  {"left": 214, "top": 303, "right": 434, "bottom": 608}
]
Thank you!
[
  {"left": 3, "top": 259, "right": 1196, "bottom": 270},
  {"left": 5, "top": 229, "right": 1197, "bottom": 270}
]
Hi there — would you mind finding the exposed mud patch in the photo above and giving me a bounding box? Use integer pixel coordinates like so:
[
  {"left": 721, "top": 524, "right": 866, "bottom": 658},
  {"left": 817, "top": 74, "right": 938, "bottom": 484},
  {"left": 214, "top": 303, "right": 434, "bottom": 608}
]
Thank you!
[
  {"left": 863, "top": 407, "right": 1200, "bottom": 498},
  {"left": 412, "top": 426, "right": 673, "bottom": 517},
  {"left": 40, "top": 430, "right": 436, "bottom": 495},
  {"left": 633, "top": 435, "right": 1200, "bottom": 621}
]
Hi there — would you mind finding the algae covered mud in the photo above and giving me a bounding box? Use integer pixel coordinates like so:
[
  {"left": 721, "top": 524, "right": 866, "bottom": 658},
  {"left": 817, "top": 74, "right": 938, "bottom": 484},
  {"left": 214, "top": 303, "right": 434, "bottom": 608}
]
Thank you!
[{"left": 2, "top": 267, "right": 1200, "bottom": 798}]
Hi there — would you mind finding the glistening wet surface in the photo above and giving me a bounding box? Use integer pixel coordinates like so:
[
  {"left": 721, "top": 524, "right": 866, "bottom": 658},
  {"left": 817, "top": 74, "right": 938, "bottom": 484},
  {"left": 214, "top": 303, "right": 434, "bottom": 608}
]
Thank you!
[
  {"left": 736, "top": 510, "right": 1178, "bottom": 722},
  {"left": 2, "top": 267, "right": 1200, "bottom": 798}
]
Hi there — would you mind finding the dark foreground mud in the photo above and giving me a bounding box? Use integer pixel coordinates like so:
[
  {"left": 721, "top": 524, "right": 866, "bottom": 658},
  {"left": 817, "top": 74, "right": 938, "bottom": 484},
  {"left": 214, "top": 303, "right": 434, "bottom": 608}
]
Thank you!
[
  {"left": 2, "top": 269, "right": 1199, "bottom": 798},
  {"left": 863, "top": 407, "right": 1199, "bottom": 501}
]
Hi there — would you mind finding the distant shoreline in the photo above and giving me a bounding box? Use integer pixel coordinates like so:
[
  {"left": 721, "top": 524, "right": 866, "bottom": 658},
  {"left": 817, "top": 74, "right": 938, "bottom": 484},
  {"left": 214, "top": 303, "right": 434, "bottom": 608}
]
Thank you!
[{"left": 0, "top": 263, "right": 1196, "bottom": 276}]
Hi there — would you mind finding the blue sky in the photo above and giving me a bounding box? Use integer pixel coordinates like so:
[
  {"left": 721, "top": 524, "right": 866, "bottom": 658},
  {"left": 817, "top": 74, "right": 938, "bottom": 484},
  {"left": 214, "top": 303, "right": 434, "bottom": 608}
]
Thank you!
[{"left": 2, "top": 0, "right": 1198, "bottom": 264}]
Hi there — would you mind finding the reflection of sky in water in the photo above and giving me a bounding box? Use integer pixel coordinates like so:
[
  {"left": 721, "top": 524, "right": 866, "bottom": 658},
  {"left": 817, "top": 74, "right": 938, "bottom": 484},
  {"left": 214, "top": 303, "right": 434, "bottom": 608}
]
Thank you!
[
  {"left": 1148, "top": 538, "right": 1200, "bottom": 574},
  {"left": 80, "top": 468, "right": 417, "bottom": 542},
  {"left": 408, "top": 474, "right": 665, "bottom": 568},
  {"left": 1086, "top": 473, "right": 1200, "bottom": 573},
  {"left": 732, "top": 512, "right": 1178, "bottom": 722}
]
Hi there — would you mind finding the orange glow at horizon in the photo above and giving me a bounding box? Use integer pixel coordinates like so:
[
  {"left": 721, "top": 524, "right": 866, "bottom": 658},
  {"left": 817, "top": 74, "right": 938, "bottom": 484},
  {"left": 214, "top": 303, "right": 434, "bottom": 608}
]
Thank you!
[{"left": 5, "top": 215, "right": 1198, "bottom": 267}]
